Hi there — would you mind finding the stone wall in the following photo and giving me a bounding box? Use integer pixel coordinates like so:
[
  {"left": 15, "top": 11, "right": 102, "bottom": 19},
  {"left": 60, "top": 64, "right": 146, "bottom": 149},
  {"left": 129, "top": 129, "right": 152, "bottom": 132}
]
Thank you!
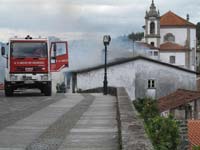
[
  {"left": 116, "top": 87, "right": 153, "bottom": 150},
  {"left": 79, "top": 87, "right": 153, "bottom": 150},
  {"left": 177, "top": 120, "right": 189, "bottom": 150}
]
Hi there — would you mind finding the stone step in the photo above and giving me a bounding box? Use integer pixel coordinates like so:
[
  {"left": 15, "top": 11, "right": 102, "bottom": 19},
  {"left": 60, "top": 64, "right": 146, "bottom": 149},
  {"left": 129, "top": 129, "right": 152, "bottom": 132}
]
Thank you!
[{"left": 58, "top": 95, "right": 119, "bottom": 150}]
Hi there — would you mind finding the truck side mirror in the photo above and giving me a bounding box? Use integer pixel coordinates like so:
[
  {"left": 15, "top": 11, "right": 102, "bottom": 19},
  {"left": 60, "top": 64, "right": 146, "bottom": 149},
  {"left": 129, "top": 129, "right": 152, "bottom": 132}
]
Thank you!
[{"left": 1, "top": 47, "right": 5, "bottom": 56}]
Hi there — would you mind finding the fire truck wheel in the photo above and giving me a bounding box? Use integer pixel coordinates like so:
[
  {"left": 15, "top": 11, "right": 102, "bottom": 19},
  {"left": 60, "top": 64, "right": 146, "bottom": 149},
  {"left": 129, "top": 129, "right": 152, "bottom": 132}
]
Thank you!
[
  {"left": 44, "top": 85, "right": 52, "bottom": 96},
  {"left": 5, "top": 87, "right": 13, "bottom": 97}
]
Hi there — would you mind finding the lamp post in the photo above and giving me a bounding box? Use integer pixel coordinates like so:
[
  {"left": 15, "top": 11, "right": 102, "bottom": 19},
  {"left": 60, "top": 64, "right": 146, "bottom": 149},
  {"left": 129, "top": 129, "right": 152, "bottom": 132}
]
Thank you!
[{"left": 103, "top": 35, "right": 111, "bottom": 95}]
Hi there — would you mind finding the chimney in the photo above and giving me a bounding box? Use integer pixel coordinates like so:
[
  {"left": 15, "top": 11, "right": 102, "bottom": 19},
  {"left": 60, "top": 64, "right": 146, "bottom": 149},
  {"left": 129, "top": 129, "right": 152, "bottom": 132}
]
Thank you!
[{"left": 187, "top": 14, "right": 189, "bottom": 21}]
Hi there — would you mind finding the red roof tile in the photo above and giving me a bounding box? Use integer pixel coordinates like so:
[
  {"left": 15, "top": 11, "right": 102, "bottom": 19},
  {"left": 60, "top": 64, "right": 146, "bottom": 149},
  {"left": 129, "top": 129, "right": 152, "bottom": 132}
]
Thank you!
[
  {"left": 158, "top": 89, "right": 200, "bottom": 112},
  {"left": 160, "top": 11, "right": 196, "bottom": 28},
  {"left": 188, "top": 120, "right": 200, "bottom": 149},
  {"left": 160, "top": 42, "right": 188, "bottom": 51}
]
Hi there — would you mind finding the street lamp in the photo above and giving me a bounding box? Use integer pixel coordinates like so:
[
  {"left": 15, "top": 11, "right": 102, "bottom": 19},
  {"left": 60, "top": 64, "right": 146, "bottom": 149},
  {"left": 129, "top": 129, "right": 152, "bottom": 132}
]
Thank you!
[{"left": 103, "top": 35, "right": 111, "bottom": 95}]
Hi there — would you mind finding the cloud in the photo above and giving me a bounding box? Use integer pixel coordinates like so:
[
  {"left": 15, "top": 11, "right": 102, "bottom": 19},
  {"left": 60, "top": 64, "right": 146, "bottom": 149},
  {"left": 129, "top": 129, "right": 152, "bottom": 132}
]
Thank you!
[{"left": 0, "top": 0, "right": 199, "bottom": 41}]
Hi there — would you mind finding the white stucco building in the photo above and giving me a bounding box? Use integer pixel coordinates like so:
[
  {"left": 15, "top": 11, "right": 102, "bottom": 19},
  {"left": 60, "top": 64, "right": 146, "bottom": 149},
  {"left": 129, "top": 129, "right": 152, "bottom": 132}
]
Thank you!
[
  {"left": 65, "top": 1, "right": 198, "bottom": 100},
  {"left": 144, "top": 0, "right": 197, "bottom": 71},
  {"left": 70, "top": 56, "right": 197, "bottom": 100}
]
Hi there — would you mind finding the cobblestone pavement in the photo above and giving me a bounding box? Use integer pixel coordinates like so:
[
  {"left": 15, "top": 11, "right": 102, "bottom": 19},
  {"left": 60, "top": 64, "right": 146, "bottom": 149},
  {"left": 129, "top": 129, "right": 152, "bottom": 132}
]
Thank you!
[
  {"left": 0, "top": 89, "right": 65, "bottom": 131},
  {"left": 0, "top": 92, "right": 119, "bottom": 150}
]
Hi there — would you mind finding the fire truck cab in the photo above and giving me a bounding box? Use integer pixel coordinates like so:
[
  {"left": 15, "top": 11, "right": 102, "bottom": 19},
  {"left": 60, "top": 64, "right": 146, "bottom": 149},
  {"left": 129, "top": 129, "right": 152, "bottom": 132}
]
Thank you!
[{"left": 1, "top": 35, "right": 68, "bottom": 96}]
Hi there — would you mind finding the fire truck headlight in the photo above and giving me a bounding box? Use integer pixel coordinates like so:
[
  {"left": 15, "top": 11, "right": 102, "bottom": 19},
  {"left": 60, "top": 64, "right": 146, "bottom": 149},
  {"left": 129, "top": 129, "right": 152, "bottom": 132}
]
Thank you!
[
  {"left": 10, "top": 75, "right": 17, "bottom": 81},
  {"left": 41, "top": 75, "right": 48, "bottom": 81}
]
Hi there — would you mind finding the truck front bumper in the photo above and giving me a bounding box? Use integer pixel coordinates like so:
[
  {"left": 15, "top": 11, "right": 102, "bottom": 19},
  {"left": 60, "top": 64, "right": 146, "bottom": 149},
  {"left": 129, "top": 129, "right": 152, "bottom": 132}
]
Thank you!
[{"left": 5, "top": 81, "right": 51, "bottom": 89}]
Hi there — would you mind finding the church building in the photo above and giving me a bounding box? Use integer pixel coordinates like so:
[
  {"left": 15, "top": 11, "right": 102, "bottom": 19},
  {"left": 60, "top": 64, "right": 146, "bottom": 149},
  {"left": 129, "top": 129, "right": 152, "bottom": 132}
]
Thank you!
[{"left": 144, "top": 0, "right": 197, "bottom": 71}]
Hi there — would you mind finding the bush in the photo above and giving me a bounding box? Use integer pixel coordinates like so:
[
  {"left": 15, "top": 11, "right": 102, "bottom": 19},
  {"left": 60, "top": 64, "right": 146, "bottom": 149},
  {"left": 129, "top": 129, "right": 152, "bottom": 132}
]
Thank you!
[
  {"left": 133, "top": 98, "right": 180, "bottom": 150},
  {"left": 193, "top": 146, "right": 200, "bottom": 150},
  {"left": 146, "top": 115, "right": 180, "bottom": 150},
  {"left": 133, "top": 97, "right": 159, "bottom": 122}
]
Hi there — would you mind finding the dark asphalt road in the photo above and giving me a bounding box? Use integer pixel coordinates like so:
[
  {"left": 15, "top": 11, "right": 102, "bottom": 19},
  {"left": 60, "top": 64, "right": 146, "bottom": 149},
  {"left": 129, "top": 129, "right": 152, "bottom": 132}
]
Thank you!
[{"left": 0, "top": 89, "right": 65, "bottom": 131}]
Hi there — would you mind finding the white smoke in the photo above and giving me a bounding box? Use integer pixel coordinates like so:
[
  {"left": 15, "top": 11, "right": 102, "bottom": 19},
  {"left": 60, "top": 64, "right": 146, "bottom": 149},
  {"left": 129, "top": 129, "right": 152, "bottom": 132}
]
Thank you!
[{"left": 66, "top": 36, "right": 151, "bottom": 71}]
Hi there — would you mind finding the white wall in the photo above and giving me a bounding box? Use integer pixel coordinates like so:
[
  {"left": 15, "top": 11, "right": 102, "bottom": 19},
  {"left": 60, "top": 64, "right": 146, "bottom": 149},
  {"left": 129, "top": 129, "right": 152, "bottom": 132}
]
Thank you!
[
  {"left": 75, "top": 58, "right": 196, "bottom": 100},
  {"left": 147, "top": 38, "right": 158, "bottom": 47},
  {"left": 160, "top": 28, "right": 187, "bottom": 45},
  {"left": 134, "top": 59, "right": 196, "bottom": 98},
  {"left": 190, "top": 28, "right": 197, "bottom": 67},
  {"left": 160, "top": 52, "right": 186, "bottom": 66},
  {"left": 52, "top": 70, "right": 66, "bottom": 93},
  {"left": 77, "top": 63, "right": 136, "bottom": 99},
  {"left": 190, "top": 29, "right": 196, "bottom": 49},
  {"left": 0, "top": 49, "right": 5, "bottom": 83}
]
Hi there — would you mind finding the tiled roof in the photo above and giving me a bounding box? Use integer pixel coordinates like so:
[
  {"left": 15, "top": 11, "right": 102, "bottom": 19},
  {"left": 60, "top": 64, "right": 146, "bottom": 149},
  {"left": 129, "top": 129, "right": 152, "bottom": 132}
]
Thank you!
[
  {"left": 160, "top": 11, "right": 196, "bottom": 27},
  {"left": 71, "top": 56, "right": 197, "bottom": 74},
  {"left": 158, "top": 89, "right": 200, "bottom": 112},
  {"left": 188, "top": 120, "right": 200, "bottom": 149},
  {"left": 160, "top": 42, "right": 188, "bottom": 51}
]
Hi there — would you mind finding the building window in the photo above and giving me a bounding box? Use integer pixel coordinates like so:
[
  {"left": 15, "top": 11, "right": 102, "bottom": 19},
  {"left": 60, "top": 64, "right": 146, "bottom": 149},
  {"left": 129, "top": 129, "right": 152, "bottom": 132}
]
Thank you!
[
  {"left": 148, "top": 51, "right": 153, "bottom": 56},
  {"left": 148, "top": 51, "right": 159, "bottom": 57},
  {"left": 148, "top": 79, "right": 156, "bottom": 89},
  {"left": 150, "top": 42, "right": 155, "bottom": 46},
  {"left": 170, "top": 56, "right": 176, "bottom": 64},
  {"left": 164, "top": 33, "right": 175, "bottom": 42},
  {"left": 150, "top": 22, "right": 155, "bottom": 34},
  {"left": 154, "top": 51, "right": 158, "bottom": 56}
]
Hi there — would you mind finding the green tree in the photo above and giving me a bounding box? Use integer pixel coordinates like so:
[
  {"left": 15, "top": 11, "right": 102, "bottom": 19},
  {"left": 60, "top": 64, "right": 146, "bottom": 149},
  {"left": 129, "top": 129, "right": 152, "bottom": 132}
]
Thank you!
[
  {"left": 146, "top": 115, "right": 180, "bottom": 150},
  {"left": 128, "top": 32, "right": 144, "bottom": 41},
  {"left": 193, "top": 146, "right": 200, "bottom": 150},
  {"left": 133, "top": 97, "right": 159, "bottom": 122},
  {"left": 133, "top": 98, "right": 180, "bottom": 150}
]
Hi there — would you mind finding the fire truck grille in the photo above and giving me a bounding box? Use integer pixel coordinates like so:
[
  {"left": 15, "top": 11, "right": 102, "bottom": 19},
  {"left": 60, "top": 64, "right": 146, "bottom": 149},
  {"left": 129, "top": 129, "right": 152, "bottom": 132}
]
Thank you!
[{"left": 15, "top": 67, "right": 44, "bottom": 72}]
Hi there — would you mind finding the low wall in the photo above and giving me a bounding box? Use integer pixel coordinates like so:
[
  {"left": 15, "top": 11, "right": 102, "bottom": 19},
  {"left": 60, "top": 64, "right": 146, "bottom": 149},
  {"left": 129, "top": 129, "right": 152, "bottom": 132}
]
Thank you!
[
  {"left": 78, "top": 87, "right": 117, "bottom": 96},
  {"left": 116, "top": 87, "right": 153, "bottom": 150},
  {"left": 80, "top": 87, "right": 153, "bottom": 150}
]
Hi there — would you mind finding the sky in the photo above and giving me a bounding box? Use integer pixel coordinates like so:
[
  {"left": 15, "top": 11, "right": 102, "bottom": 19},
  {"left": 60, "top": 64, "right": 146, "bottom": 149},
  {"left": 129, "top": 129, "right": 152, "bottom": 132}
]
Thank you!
[{"left": 0, "top": 0, "right": 199, "bottom": 42}]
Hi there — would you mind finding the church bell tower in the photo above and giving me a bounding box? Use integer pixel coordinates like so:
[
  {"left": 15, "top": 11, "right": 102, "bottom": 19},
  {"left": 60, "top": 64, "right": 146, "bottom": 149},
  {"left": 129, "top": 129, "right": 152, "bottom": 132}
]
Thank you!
[{"left": 145, "top": 0, "right": 160, "bottom": 48}]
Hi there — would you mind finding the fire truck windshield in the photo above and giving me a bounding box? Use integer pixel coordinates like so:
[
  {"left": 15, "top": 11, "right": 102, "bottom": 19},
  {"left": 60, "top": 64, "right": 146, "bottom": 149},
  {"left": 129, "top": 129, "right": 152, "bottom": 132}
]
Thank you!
[{"left": 11, "top": 42, "right": 48, "bottom": 58}]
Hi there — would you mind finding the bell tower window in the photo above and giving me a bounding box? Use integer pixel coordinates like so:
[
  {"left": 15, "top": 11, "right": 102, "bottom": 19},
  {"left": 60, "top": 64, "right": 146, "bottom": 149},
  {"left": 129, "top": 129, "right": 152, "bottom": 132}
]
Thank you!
[
  {"left": 150, "top": 22, "right": 155, "bottom": 34},
  {"left": 150, "top": 42, "right": 155, "bottom": 46}
]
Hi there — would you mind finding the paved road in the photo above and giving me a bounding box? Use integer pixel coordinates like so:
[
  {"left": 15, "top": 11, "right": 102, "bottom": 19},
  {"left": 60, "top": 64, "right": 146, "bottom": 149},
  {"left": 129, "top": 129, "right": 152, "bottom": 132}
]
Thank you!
[
  {"left": 0, "top": 91, "right": 118, "bottom": 150},
  {"left": 0, "top": 89, "right": 65, "bottom": 131}
]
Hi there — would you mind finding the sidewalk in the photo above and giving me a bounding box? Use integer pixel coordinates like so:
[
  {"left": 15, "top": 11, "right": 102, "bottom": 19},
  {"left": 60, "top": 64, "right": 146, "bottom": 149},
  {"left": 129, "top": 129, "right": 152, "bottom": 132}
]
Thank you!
[
  {"left": 0, "top": 93, "right": 118, "bottom": 150},
  {"left": 58, "top": 94, "right": 118, "bottom": 150}
]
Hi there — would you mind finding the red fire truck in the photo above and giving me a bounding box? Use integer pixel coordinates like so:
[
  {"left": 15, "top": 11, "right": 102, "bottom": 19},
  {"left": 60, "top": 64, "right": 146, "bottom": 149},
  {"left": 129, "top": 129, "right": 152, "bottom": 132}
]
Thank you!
[{"left": 1, "top": 35, "right": 68, "bottom": 96}]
